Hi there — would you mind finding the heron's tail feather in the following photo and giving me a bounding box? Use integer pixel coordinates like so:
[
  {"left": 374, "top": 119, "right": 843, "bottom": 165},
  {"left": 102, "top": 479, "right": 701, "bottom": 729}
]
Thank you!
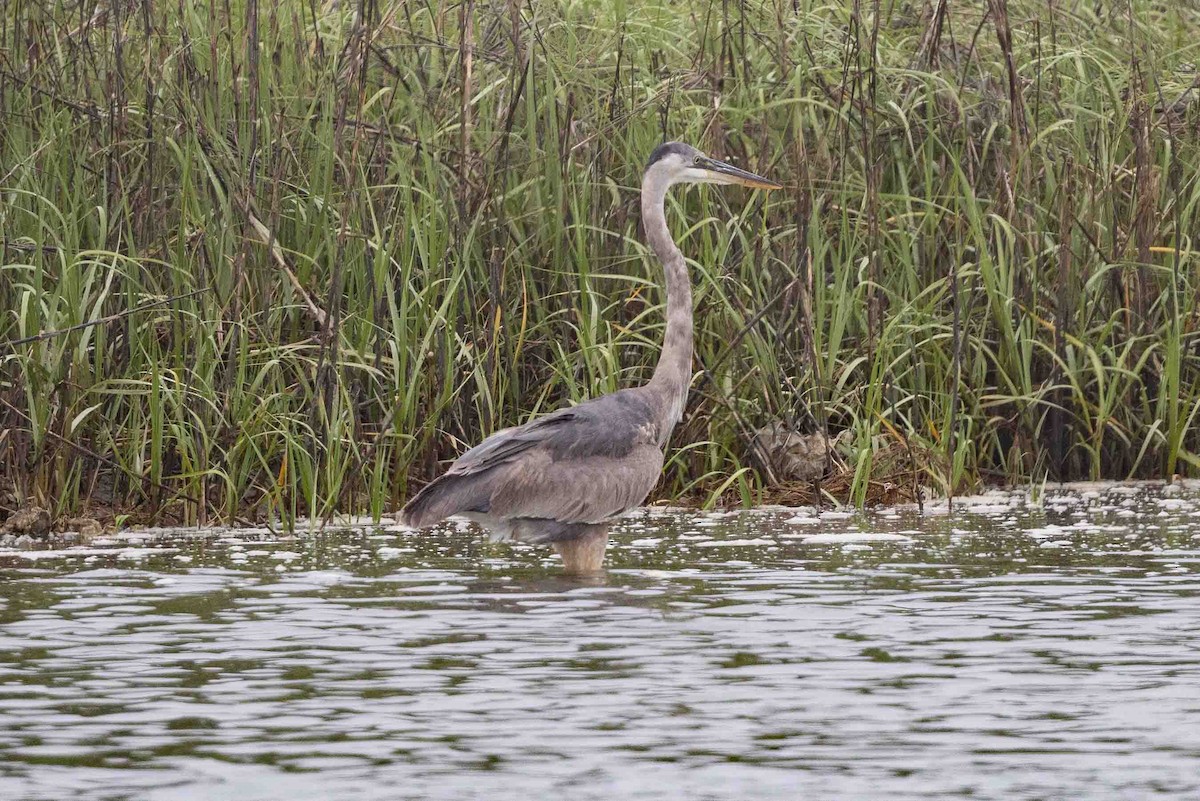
[{"left": 398, "top": 473, "right": 491, "bottom": 529}]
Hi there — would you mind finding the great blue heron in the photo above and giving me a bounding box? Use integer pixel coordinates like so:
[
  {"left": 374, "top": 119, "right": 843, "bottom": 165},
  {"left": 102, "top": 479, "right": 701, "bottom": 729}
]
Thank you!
[{"left": 399, "top": 142, "right": 780, "bottom": 572}]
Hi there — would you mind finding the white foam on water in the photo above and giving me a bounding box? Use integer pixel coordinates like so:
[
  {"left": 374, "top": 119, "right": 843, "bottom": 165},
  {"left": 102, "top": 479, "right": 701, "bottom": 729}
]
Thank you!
[
  {"left": 800, "top": 532, "right": 913, "bottom": 544},
  {"left": 2, "top": 547, "right": 115, "bottom": 560}
]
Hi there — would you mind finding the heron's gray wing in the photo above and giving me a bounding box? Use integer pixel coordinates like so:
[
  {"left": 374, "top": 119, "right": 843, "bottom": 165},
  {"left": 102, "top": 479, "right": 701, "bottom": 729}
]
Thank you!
[
  {"left": 443, "top": 409, "right": 580, "bottom": 478},
  {"left": 400, "top": 388, "right": 664, "bottom": 529},
  {"left": 398, "top": 411, "right": 577, "bottom": 527},
  {"left": 484, "top": 442, "right": 664, "bottom": 525}
]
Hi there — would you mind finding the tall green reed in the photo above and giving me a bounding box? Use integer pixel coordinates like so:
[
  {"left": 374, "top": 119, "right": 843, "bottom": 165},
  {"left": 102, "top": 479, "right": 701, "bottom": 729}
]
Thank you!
[{"left": 2, "top": 0, "right": 1198, "bottom": 526}]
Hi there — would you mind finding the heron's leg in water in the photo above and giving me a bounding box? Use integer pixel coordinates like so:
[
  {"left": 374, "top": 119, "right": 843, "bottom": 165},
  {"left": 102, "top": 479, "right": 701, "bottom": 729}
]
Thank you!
[{"left": 552, "top": 525, "right": 610, "bottom": 574}]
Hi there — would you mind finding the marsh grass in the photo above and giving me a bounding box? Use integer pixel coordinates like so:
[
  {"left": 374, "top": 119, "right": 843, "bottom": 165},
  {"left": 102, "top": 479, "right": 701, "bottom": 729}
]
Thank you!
[{"left": 3, "top": 0, "right": 1200, "bottom": 527}]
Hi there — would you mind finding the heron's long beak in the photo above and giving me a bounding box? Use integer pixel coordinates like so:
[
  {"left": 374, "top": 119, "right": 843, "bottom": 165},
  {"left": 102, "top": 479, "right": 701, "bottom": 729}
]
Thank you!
[{"left": 697, "top": 156, "right": 783, "bottom": 190}]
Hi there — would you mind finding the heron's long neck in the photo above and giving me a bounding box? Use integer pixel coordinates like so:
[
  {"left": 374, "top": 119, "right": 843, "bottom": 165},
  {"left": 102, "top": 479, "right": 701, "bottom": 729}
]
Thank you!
[{"left": 641, "top": 171, "right": 693, "bottom": 432}]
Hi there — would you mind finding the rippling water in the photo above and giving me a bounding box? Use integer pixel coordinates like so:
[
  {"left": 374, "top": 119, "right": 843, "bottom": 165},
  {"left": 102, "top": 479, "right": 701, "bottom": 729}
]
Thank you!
[{"left": 2, "top": 483, "right": 1200, "bottom": 800}]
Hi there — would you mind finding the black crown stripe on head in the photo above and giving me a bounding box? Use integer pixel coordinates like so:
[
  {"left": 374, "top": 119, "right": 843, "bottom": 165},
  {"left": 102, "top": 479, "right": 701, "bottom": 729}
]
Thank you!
[{"left": 645, "top": 141, "right": 693, "bottom": 171}]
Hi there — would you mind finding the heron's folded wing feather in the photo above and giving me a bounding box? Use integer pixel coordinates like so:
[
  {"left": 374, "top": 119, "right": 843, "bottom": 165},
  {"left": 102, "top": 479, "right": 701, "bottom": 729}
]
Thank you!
[
  {"left": 404, "top": 388, "right": 664, "bottom": 527},
  {"left": 486, "top": 444, "right": 664, "bottom": 524},
  {"left": 445, "top": 410, "right": 579, "bottom": 477}
]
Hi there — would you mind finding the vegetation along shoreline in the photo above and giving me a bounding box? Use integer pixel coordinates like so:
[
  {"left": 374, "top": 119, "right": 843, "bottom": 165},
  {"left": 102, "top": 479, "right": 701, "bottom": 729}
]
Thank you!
[{"left": 3, "top": 2, "right": 1199, "bottom": 534}]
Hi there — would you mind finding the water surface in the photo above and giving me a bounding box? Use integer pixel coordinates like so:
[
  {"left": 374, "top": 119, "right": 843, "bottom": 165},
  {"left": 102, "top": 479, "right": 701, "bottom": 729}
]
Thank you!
[{"left": 2, "top": 484, "right": 1199, "bottom": 800}]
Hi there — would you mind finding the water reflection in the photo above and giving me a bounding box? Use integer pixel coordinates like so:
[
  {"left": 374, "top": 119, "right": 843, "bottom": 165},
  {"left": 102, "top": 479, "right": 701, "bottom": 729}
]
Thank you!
[{"left": 2, "top": 484, "right": 1200, "bottom": 800}]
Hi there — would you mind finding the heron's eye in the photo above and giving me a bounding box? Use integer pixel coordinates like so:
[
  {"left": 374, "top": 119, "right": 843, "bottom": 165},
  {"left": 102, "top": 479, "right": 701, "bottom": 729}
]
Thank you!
[{"left": 693, "top": 156, "right": 702, "bottom": 165}]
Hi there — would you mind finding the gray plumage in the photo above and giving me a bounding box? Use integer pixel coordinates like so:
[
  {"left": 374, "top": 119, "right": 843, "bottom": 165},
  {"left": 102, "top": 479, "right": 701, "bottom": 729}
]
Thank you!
[
  {"left": 400, "top": 389, "right": 665, "bottom": 542},
  {"left": 399, "top": 142, "right": 779, "bottom": 566}
]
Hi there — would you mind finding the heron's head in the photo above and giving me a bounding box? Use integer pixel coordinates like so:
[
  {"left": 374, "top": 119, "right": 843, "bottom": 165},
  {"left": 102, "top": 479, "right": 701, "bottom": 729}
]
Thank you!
[{"left": 644, "top": 142, "right": 781, "bottom": 191}]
